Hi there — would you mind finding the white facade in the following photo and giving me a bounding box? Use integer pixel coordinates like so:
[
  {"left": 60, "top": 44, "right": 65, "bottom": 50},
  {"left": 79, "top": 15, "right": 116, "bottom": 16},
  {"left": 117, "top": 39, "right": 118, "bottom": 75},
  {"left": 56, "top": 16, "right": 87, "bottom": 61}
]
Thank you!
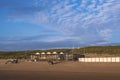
[{"left": 79, "top": 57, "right": 120, "bottom": 62}]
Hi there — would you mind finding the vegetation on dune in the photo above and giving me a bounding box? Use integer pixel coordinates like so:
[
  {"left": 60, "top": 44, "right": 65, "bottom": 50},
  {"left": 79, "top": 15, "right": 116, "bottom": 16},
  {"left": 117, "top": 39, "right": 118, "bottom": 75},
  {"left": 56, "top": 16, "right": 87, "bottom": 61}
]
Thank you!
[
  {"left": 84, "top": 46, "right": 120, "bottom": 54},
  {"left": 0, "top": 46, "right": 120, "bottom": 59}
]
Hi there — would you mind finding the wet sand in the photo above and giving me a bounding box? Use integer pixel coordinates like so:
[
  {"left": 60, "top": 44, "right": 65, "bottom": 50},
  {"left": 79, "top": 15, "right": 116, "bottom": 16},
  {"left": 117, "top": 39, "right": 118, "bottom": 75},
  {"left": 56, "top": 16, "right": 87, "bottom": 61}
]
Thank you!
[{"left": 0, "top": 60, "right": 120, "bottom": 80}]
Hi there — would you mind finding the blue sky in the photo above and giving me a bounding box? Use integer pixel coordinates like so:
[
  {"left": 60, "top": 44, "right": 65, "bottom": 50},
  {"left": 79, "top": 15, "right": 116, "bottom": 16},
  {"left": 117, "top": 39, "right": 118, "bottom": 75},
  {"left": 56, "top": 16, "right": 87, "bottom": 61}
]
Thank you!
[{"left": 0, "top": 0, "right": 120, "bottom": 51}]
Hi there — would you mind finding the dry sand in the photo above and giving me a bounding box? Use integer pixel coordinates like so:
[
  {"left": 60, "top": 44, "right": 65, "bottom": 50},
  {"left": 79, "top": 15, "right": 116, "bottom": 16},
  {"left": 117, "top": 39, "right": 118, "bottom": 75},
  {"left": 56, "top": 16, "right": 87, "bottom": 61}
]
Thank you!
[{"left": 0, "top": 60, "right": 120, "bottom": 80}]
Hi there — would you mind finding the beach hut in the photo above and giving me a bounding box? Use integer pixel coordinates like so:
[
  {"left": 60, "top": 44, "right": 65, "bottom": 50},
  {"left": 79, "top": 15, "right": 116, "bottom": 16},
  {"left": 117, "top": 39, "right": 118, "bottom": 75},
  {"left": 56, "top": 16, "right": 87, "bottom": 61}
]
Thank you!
[
  {"left": 46, "top": 52, "right": 52, "bottom": 60},
  {"left": 35, "top": 52, "right": 41, "bottom": 60},
  {"left": 52, "top": 52, "right": 58, "bottom": 60},
  {"left": 41, "top": 52, "right": 46, "bottom": 60},
  {"left": 59, "top": 52, "right": 65, "bottom": 61}
]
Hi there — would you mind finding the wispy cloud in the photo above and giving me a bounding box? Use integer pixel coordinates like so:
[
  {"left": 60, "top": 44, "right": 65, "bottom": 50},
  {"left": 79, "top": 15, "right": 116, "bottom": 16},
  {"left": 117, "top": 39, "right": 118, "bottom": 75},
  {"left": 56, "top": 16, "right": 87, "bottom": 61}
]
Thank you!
[
  {"left": 0, "top": 33, "right": 62, "bottom": 43},
  {"left": 1, "top": 0, "right": 120, "bottom": 50}
]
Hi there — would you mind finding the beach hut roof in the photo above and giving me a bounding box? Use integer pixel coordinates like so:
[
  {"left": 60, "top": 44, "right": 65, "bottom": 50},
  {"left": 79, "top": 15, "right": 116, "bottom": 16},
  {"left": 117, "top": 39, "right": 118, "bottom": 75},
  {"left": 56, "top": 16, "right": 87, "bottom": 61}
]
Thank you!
[
  {"left": 60, "top": 52, "right": 64, "bottom": 54},
  {"left": 53, "top": 52, "right": 57, "bottom": 54},
  {"left": 41, "top": 52, "right": 45, "bottom": 54},
  {"left": 47, "top": 52, "right": 51, "bottom": 54},
  {"left": 36, "top": 52, "right": 40, "bottom": 55}
]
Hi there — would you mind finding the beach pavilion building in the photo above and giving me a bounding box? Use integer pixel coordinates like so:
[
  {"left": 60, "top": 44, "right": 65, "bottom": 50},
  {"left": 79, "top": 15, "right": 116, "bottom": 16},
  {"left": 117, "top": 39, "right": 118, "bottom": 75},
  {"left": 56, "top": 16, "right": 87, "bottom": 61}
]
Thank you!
[{"left": 30, "top": 51, "right": 68, "bottom": 61}]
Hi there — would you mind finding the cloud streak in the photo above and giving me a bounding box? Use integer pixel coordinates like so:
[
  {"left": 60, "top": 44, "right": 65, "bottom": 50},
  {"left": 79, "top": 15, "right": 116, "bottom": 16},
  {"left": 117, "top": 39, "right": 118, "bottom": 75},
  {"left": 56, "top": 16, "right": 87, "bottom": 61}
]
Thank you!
[{"left": 1, "top": 0, "right": 120, "bottom": 50}]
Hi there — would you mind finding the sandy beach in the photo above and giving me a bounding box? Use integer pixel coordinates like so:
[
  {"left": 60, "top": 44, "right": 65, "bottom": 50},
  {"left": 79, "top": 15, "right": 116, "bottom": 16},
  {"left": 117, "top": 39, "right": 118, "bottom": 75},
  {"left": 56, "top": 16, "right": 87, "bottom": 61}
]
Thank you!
[{"left": 0, "top": 60, "right": 120, "bottom": 80}]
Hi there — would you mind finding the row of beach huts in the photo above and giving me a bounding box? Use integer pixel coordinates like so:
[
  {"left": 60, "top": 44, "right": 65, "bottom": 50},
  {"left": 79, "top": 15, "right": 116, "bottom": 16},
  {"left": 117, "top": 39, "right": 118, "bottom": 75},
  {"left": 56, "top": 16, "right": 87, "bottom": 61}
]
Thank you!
[
  {"left": 29, "top": 52, "right": 120, "bottom": 62},
  {"left": 28, "top": 51, "right": 86, "bottom": 62}
]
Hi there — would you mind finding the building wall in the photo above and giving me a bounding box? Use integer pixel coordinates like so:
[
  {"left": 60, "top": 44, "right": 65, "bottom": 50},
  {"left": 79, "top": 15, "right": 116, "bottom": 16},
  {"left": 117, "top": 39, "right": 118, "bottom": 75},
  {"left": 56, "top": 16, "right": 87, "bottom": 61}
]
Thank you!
[{"left": 79, "top": 57, "right": 120, "bottom": 62}]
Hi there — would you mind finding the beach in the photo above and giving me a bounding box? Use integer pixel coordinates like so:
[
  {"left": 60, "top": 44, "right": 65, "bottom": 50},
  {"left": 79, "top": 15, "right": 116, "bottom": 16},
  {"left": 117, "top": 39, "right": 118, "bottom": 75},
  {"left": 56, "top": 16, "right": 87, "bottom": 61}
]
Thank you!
[{"left": 0, "top": 60, "right": 120, "bottom": 80}]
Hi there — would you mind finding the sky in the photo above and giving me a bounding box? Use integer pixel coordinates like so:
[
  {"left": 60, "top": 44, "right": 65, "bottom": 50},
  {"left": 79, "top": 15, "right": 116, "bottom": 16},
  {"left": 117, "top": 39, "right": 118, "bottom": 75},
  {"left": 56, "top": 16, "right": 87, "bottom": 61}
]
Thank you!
[{"left": 0, "top": 0, "right": 120, "bottom": 51}]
